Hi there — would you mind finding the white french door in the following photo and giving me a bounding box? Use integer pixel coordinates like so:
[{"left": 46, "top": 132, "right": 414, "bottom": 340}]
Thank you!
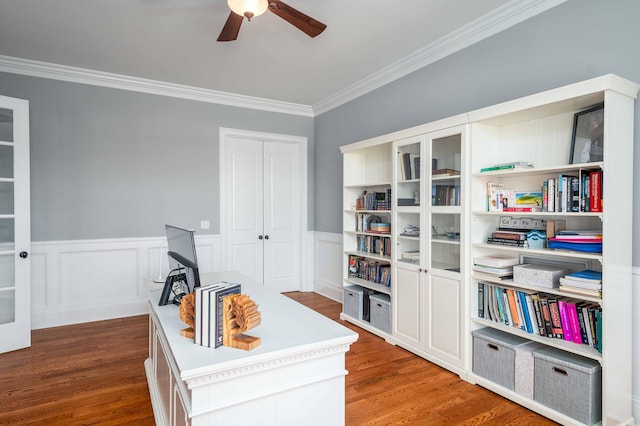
[
  {"left": 221, "top": 128, "right": 305, "bottom": 293},
  {"left": 0, "top": 95, "right": 30, "bottom": 354}
]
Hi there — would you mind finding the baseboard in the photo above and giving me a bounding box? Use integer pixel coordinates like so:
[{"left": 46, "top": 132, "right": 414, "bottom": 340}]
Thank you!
[{"left": 32, "top": 300, "right": 148, "bottom": 330}]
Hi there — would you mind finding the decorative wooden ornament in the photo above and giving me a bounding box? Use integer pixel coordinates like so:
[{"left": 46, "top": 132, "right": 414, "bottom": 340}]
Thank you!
[
  {"left": 179, "top": 292, "right": 196, "bottom": 339},
  {"left": 222, "top": 294, "right": 261, "bottom": 350}
]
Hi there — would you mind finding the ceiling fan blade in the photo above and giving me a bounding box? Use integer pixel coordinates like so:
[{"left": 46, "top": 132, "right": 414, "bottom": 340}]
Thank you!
[
  {"left": 217, "top": 12, "right": 243, "bottom": 42},
  {"left": 268, "top": 1, "right": 326, "bottom": 38}
]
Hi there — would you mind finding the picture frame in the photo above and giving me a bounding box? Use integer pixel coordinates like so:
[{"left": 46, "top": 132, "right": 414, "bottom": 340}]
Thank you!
[{"left": 569, "top": 103, "right": 604, "bottom": 164}]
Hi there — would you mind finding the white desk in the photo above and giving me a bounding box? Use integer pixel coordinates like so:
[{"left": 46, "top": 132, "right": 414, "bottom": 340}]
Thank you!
[{"left": 145, "top": 272, "right": 358, "bottom": 426}]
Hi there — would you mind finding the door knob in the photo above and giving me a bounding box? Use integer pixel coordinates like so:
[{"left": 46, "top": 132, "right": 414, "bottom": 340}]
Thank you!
[
  {"left": 19, "top": 251, "right": 28, "bottom": 259},
  {"left": 258, "top": 235, "right": 263, "bottom": 240},
  {"left": 264, "top": 235, "right": 269, "bottom": 240}
]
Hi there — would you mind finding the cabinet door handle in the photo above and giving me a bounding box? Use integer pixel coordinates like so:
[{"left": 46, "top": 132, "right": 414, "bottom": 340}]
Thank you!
[
  {"left": 258, "top": 235, "right": 263, "bottom": 240},
  {"left": 264, "top": 235, "right": 269, "bottom": 240}
]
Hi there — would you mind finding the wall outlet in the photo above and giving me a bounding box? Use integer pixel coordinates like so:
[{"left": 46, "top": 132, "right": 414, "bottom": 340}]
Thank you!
[{"left": 200, "top": 220, "right": 210, "bottom": 230}]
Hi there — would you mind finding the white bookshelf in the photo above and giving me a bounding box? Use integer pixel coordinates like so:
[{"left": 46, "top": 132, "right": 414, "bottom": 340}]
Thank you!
[{"left": 339, "top": 75, "right": 638, "bottom": 425}]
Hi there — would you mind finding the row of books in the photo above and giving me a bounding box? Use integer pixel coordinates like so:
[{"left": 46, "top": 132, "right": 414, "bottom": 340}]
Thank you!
[
  {"left": 400, "top": 152, "right": 420, "bottom": 181},
  {"left": 540, "top": 170, "right": 603, "bottom": 213},
  {"left": 194, "top": 281, "right": 241, "bottom": 348},
  {"left": 432, "top": 184, "right": 460, "bottom": 206},
  {"left": 356, "top": 234, "right": 392, "bottom": 257},
  {"left": 478, "top": 282, "right": 602, "bottom": 352},
  {"left": 356, "top": 189, "right": 392, "bottom": 211},
  {"left": 348, "top": 255, "right": 391, "bottom": 287}
]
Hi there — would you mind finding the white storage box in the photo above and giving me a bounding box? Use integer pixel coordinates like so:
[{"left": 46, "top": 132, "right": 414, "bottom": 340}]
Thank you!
[{"left": 513, "top": 264, "right": 568, "bottom": 288}]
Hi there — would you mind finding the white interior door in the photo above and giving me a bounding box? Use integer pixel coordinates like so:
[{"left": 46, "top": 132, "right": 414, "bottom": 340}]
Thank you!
[
  {"left": 224, "top": 135, "right": 264, "bottom": 284},
  {"left": 263, "top": 141, "right": 300, "bottom": 293},
  {"left": 222, "top": 129, "right": 304, "bottom": 292},
  {"left": 0, "top": 95, "right": 30, "bottom": 354}
]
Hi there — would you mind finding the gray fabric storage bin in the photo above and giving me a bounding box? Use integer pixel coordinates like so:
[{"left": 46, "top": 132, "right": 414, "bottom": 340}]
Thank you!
[
  {"left": 533, "top": 347, "right": 601, "bottom": 425},
  {"left": 472, "top": 327, "right": 533, "bottom": 391},
  {"left": 343, "top": 285, "right": 364, "bottom": 320},
  {"left": 369, "top": 293, "right": 391, "bottom": 334}
]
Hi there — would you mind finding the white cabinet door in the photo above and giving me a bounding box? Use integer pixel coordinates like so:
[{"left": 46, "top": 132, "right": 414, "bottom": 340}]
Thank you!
[
  {"left": 427, "top": 273, "right": 462, "bottom": 367},
  {"left": 0, "top": 95, "right": 31, "bottom": 354},
  {"left": 393, "top": 266, "right": 424, "bottom": 349}
]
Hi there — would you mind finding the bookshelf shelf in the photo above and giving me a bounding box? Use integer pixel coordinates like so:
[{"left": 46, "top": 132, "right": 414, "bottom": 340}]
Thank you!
[
  {"left": 472, "top": 243, "right": 603, "bottom": 262},
  {"left": 472, "top": 317, "right": 602, "bottom": 362},
  {"left": 344, "top": 277, "right": 391, "bottom": 295}
]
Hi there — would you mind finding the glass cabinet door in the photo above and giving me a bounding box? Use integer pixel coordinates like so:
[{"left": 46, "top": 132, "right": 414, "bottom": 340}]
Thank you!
[{"left": 428, "top": 131, "right": 462, "bottom": 273}]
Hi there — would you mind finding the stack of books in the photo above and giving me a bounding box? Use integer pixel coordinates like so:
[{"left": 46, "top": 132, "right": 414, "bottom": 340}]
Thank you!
[
  {"left": 480, "top": 161, "right": 533, "bottom": 172},
  {"left": 401, "top": 250, "right": 420, "bottom": 263},
  {"left": 547, "top": 230, "right": 602, "bottom": 253},
  {"left": 559, "top": 269, "right": 602, "bottom": 298},
  {"left": 487, "top": 230, "right": 529, "bottom": 247},
  {"left": 472, "top": 255, "right": 520, "bottom": 280},
  {"left": 400, "top": 225, "right": 419, "bottom": 237}
]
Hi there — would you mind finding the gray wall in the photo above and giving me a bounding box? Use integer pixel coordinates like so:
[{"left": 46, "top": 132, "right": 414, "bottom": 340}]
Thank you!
[
  {"left": 314, "top": 0, "right": 640, "bottom": 267},
  {"left": 0, "top": 72, "right": 314, "bottom": 241}
]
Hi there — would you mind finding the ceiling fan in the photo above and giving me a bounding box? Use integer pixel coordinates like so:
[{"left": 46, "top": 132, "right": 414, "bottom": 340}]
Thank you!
[{"left": 218, "top": 0, "right": 326, "bottom": 42}]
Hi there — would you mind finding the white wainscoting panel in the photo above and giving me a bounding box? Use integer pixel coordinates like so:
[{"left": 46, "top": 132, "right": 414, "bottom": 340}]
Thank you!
[
  {"left": 30, "top": 235, "right": 222, "bottom": 329},
  {"left": 312, "top": 232, "right": 343, "bottom": 302}
]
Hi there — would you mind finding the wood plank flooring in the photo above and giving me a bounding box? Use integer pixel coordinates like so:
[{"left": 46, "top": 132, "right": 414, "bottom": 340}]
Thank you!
[{"left": 0, "top": 292, "right": 556, "bottom": 425}]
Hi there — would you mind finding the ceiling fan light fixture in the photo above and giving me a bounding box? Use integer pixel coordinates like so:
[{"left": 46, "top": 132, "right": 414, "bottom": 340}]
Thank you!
[{"left": 227, "top": 0, "right": 268, "bottom": 20}]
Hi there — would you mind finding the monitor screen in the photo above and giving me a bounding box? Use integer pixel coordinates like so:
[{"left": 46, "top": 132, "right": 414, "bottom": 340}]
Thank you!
[{"left": 165, "top": 224, "right": 201, "bottom": 292}]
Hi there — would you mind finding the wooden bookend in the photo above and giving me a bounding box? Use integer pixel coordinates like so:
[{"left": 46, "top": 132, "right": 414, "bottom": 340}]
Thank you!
[
  {"left": 179, "top": 292, "right": 196, "bottom": 339},
  {"left": 222, "top": 294, "right": 261, "bottom": 351}
]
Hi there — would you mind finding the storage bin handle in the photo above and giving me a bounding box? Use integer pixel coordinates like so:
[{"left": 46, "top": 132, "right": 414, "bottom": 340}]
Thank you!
[
  {"left": 552, "top": 367, "right": 568, "bottom": 376},
  {"left": 487, "top": 343, "right": 499, "bottom": 351}
]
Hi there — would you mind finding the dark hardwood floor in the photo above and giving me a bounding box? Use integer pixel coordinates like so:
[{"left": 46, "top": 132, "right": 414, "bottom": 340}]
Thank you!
[{"left": 0, "top": 292, "right": 555, "bottom": 425}]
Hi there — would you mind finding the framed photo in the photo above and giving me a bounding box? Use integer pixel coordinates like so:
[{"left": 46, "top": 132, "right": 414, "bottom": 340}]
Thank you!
[{"left": 569, "top": 103, "right": 604, "bottom": 164}]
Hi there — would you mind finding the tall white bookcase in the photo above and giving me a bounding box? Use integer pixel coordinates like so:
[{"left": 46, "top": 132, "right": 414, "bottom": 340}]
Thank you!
[
  {"left": 466, "top": 75, "right": 638, "bottom": 425},
  {"left": 340, "top": 74, "right": 638, "bottom": 425}
]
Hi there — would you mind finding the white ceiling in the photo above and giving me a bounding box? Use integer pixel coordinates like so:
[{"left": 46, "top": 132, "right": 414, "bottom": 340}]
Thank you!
[{"left": 0, "top": 0, "right": 561, "bottom": 113}]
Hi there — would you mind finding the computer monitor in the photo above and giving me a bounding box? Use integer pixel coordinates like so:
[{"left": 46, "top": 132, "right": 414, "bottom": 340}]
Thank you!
[{"left": 158, "top": 225, "right": 201, "bottom": 306}]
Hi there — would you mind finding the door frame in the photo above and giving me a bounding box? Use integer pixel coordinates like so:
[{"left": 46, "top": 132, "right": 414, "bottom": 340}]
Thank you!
[{"left": 219, "top": 127, "right": 309, "bottom": 291}]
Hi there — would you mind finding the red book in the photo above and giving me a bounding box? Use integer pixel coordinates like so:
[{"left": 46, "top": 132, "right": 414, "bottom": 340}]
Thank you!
[{"left": 589, "top": 171, "right": 602, "bottom": 212}]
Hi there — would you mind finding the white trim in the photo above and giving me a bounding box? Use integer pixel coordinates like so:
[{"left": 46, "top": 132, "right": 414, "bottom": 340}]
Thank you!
[
  {"left": 0, "top": 55, "right": 314, "bottom": 117},
  {"left": 0, "top": 1, "right": 565, "bottom": 117},
  {"left": 219, "top": 127, "right": 308, "bottom": 291},
  {"left": 312, "top": 0, "right": 567, "bottom": 115}
]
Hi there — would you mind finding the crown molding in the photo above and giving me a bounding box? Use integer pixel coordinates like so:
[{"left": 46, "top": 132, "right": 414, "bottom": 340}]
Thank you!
[
  {"left": 0, "top": 0, "right": 565, "bottom": 118},
  {"left": 0, "top": 55, "right": 314, "bottom": 117},
  {"left": 312, "top": 0, "right": 567, "bottom": 116}
]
